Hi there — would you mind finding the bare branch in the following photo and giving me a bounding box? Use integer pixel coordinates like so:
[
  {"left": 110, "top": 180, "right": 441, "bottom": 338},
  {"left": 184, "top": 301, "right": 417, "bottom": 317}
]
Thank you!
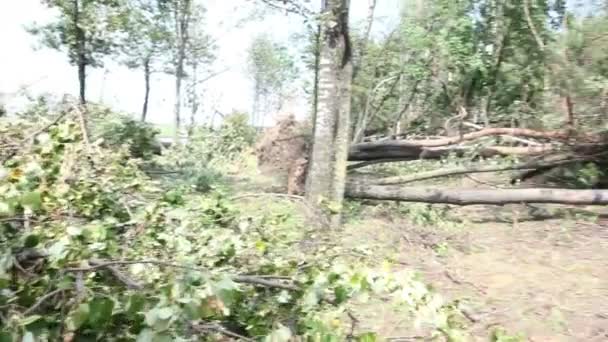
[
  {"left": 192, "top": 322, "right": 255, "bottom": 341},
  {"left": 523, "top": 0, "right": 545, "bottom": 52},
  {"left": 23, "top": 288, "right": 65, "bottom": 316}
]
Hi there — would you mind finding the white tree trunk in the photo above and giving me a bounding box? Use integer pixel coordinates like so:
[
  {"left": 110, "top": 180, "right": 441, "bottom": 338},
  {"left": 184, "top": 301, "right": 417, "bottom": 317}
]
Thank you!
[{"left": 306, "top": 0, "right": 352, "bottom": 225}]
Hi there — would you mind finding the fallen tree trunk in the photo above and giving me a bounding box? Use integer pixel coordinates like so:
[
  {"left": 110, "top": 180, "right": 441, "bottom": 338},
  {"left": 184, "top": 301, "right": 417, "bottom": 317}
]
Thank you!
[
  {"left": 345, "top": 183, "right": 608, "bottom": 205},
  {"left": 354, "top": 127, "right": 599, "bottom": 148},
  {"left": 348, "top": 141, "right": 553, "bottom": 161},
  {"left": 370, "top": 159, "right": 582, "bottom": 185}
]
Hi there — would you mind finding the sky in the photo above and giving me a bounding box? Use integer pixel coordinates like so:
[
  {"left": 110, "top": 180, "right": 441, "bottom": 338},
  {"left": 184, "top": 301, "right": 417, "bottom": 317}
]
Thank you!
[{"left": 0, "top": 0, "right": 402, "bottom": 127}]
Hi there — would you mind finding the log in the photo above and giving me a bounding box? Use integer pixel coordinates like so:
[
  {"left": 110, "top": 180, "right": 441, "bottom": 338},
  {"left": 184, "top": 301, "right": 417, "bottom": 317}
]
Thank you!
[
  {"left": 348, "top": 141, "right": 552, "bottom": 161},
  {"left": 356, "top": 127, "right": 598, "bottom": 148},
  {"left": 370, "top": 159, "right": 581, "bottom": 185},
  {"left": 345, "top": 183, "right": 608, "bottom": 205}
]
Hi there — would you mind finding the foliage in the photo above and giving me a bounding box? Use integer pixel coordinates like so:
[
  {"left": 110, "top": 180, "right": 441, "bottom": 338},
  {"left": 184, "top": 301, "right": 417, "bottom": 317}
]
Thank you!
[
  {"left": 492, "top": 327, "right": 527, "bottom": 342},
  {"left": 115, "top": 0, "right": 172, "bottom": 72},
  {"left": 247, "top": 34, "right": 298, "bottom": 124},
  {"left": 342, "top": 0, "right": 608, "bottom": 136},
  {"left": 0, "top": 112, "right": 470, "bottom": 340},
  {"left": 28, "top": 0, "right": 122, "bottom": 69},
  {"left": 97, "top": 113, "right": 161, "bottom": 159}
]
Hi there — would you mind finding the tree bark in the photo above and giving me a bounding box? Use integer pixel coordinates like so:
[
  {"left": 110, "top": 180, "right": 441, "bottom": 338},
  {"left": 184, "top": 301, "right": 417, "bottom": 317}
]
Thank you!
[
  {"left": 306, "top": 0, "right": 352, "bottom": 225},
  {"left": 305, "top": 25, "right": 322, "bottom": 194},
  {"left": 345, "top": 184, "right": 608, "bottom": 205},
  {"left": 352, "top": 127, "right": 598, "bottom": 149},
  {"left": 348, "top": 142, "right": 552, "bottom": 161},
  {"left": 74, "top": 0, "right": 86, "bottom": 105},
  {"left": 141, "top": 57, "right": 151, "bottom": 122},
  {"left": 369, "top": 159, "right": 582, "bottom": 185},
  {"left": 173, "top": 0, "right": 191, "bottom": 141}
]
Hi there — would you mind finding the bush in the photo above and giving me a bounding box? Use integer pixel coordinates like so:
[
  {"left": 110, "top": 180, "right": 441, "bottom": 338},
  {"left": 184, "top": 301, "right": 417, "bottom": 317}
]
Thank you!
[{"left": 95, "top": 112, "right": 161, "bottom": 160}]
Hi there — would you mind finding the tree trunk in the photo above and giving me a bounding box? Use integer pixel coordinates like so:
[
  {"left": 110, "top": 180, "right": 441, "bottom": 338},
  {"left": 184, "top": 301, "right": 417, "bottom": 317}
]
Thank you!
[
  {"left": 369, "top": 159, "right": 583, "bottom": 185},
  {"left": 141, "top": 57, "right": 151, "bottom": 122},
  {"left": 74, "top": 0, "right": 86, "bottom": 105},
  {"left": 348, "top": 142, "right": 552, "bottom": 161},
  {"left": 305, "top": 25, "right": 322, "bottom": 194},
  {"left": 351, "top": 127, "right": 598, "bottom": 149},
  {"left": 306, "top": 0, "right": 352, "bottom": 225},
  {"left": 345, "top": 184, "right": 608, "bottom": 205},
  {"left": 188, "top": 61, "right": 199, "bottom": 136},
  {"left": 173, "top": 0, "right": 191, "bottom": 142}
]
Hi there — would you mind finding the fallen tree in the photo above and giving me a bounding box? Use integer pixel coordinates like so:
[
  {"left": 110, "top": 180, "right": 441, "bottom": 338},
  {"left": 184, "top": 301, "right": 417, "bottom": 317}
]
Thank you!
[
  {"left": 353, "top": 127, "right": 601, "bottom": 148},
  {"left": 369, "top": 158, "right": 583, "bottom": 185},
  {"left": 345, "top": 183, "right": 608, "bottom": 205},
  {"left": 348, "top": 141, "right": 553, "bottom": 161}
]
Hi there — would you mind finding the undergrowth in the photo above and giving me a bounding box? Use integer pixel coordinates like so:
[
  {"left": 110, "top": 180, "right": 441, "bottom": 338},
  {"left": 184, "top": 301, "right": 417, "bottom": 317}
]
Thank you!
[{"left": 0, "top": 108, "right": 470, "bottom": 341}]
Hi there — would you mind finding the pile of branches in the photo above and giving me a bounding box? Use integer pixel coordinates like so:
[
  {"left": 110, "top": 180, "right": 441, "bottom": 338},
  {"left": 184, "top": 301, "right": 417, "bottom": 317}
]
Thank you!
[{"left": 1, "top": 109, "right": 463, "bottom": 340}]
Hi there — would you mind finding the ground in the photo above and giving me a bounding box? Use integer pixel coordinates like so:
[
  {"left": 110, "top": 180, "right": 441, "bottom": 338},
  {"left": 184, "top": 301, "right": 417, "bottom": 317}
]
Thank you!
[
  {"left": 231, "top": 156, "right": 608, "bottom": 341},
  {"left": 341, "top": 205, "right": 608, "bottom": 341}
]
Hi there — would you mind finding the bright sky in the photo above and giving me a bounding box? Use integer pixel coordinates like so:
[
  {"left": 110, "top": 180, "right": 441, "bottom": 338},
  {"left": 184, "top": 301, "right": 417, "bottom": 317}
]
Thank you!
[{"left": 0, "top": 0, "right": 402, "bottom": 127}]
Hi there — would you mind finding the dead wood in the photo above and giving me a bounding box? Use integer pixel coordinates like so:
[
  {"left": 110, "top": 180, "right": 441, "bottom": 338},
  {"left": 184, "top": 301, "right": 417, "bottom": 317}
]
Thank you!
[{"left": 345, "top": 183, "right": 608, "bottom": 205}]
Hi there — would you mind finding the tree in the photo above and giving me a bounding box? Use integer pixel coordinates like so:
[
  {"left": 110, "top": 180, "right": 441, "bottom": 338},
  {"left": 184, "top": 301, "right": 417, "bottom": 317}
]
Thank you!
[
  {"left": 29, "top": 0, "right": 122, "bottom": 105},
  {"left": 247, "top": 34, "right": 297, "bottom": 127},
  {"left": 117, "top": 0, "right": 172, "bottom": 121},
  {"left": 163, "top": 0, "right": 193, "bottom": 141},
  {"left": 305, "top": 0, "right": 353, "bottom": 224},
  {"left": 183, "top": 9, "right": 215, "bottom": 133}
]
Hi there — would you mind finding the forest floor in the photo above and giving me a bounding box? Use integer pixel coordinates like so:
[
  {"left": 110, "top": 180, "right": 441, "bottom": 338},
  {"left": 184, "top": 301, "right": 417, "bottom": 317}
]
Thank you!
[{"left": 230, "top": 167, "right": 608, "bottom": 341}]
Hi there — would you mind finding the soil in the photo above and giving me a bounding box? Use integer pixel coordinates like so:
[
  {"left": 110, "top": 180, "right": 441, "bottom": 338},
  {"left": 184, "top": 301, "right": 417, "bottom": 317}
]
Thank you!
[
  {"left": 339, "top": 204, "right": 608, "bottom": 341},
  {"left": 248, "top": 126, "right": 608, "bottom": 341}
]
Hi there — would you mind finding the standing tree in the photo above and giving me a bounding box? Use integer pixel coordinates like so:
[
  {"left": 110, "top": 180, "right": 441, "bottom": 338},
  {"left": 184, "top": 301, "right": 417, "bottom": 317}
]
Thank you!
[
  {"left": 305, "top": 0, "right": 353, "bottom": 224},
  {"left": 29, "top": 0, "right": 121, "bottom": 105},
  {"left": 164, "top": 0, "right": 194, "bottom": 141},
  {"left": 247, "top": 34, "right": 297, "bottom": 126},
  {"left": 183, "top": 7, "right": 215, "bottom": 133},
  {"left": 117, "top": 0, "right": 172, "bottom": 121}
]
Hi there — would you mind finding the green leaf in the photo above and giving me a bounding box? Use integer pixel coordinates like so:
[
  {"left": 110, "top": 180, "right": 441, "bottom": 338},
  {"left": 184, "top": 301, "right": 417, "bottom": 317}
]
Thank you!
[
  {"left": 0, "top": 251, "right": 14, "bottom": 279},
  {"left": 264, "top": 323, "right": 292, "bottom": 342},
  {"left": 333, "top": 286, "right": 348, "bottom": 305},
  {"left": 156, "top": 307, "right": 174, "bottom": 320},
  {"left": 0, "top": 331, "right": 12, "bottom": 342},
  {"left": 66, "top": 303, "right": 90, "bottom": 331},
  {"left": 66, "top": 226, "right": 82, "bottom": 236},
  {"left": 0, "top": 201, "right": 15, "bottom": 216},
  {"left": 87, "top": 297, "right": 114, "bottom": 328},
  {"left": 356, "top": 332, "right": 377, "bottom": 342},
  {"left": 126, "top": 294, "right": 146, "bottom": 315},
  {"left": 152, "top": 334, "right": 173, "bottom": 342},
  {"left": 145, "top": 307, "right": 175, "bottom": 329},
  {"left": 136, "top": 329, "right": 154, "bottom": 342},
  {"left": 23, "top": 234, "right": 40, "bottom": 248},
  {"left": 20, "top": 192, "right": 41, "bottom": 211}
]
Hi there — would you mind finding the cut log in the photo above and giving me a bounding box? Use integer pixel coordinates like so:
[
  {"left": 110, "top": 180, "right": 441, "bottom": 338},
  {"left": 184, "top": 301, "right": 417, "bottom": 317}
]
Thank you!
[{"left": 345, "top": 183, "right": 608, "bottom": 205}]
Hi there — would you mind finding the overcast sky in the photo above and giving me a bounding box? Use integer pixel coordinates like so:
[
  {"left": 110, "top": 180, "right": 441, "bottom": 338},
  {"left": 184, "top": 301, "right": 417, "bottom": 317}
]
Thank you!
[{"left": 0, "top": 0, "right": 402, "bottom": 126}]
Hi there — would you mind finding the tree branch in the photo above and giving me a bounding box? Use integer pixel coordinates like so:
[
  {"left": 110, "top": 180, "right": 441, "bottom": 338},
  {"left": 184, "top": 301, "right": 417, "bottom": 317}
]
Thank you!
[
  {"left": 65, "top": 259, "right": 298, "bottom": 291},
  {"left": 192, "top": 322, "right": 255, "bottom": 341},
  {"left": 23, "top": 288, "right": 65, "bottom": 316}
]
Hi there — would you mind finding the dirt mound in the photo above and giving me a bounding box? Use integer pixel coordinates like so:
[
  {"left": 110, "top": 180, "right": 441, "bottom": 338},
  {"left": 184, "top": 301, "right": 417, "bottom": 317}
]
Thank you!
[{"left": 255, "top": 114, "right": 310, "bottom": 194}]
